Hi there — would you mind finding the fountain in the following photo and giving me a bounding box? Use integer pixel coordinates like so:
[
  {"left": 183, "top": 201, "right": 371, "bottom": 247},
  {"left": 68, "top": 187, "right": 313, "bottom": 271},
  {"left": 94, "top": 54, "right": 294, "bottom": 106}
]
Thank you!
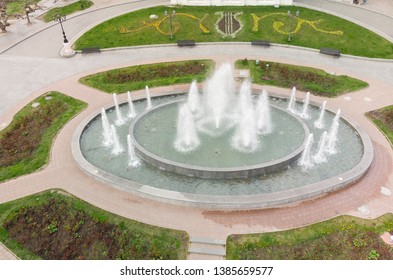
[
  {"left": 231, "top": 80, "right": 259, "bottom": 152},
  {"left": 127, "top": 91, "right": 137, "bottom": 119},
  {"left": 174, "top": 103, "right": 201, "bottom": 153},
  {"left": 287, "top": 87, "right": 297, "bottom": 113},
  {"left": 75, "top": 63, "right": 373, "bottom": 209},
  {"left": 300, "top": 92, "right": 311, "bottom": 119},
  {"left": 110, "top": 124, "right": 124, "bottom": 155},
  {"left": 101, "top": 108, "right": 113, "bottom": 147},
  {"left": 113, "top": 93, "right": 126, "bottom": 126},
  {"left": 127, "top": 134, "right": 140, "bottom": 167},
  {"left": 299, "top": 134, "right": 314, "bottom": 169},
  {"left": 326, "top": 109, "right": 341, "bottom": 155},
  {"left": 314, "top": 101, "right": 327, "bottom": 129},
  {"left": 145, "top": 86, "right": 152, "bottom": 110},
  {"left": 313, "top": 131, "right": 328, "bottom": 164},
  {"left": 203, "top": 63, "right": 234, "bottom": 129},
  {"left": 256, "top": 89, "right": 272, "bottom": 135},
  {"left": 187, "top": 80, "right": 200, "bottom": 114}
]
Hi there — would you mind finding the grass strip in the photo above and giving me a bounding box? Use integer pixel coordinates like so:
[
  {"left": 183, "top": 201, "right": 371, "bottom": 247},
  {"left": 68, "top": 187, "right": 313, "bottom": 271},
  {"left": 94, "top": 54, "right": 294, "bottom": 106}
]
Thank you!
[
  {"left": 42, "top": 0, "right": 93, "bottom": 22},
  {"left": 236, "top": 59, "right": 368, "bottom": 97},
  {"left": 227, "top": 215, "right": 393, "bottom": 260},
  {"left": 0, "top": 92, "right": 86, "bottom": 182},
  {"left": 79, "top": 60, "right": 214, "bottom": 93},
  {"left": 366, "top": 105, "right": 393, "bottom": 145},
  {"left": 0, "top": 190, "right": 189, "bottom": 259},
  {"left": 74, "top": 5, "right": 393, "bottom": 58}
]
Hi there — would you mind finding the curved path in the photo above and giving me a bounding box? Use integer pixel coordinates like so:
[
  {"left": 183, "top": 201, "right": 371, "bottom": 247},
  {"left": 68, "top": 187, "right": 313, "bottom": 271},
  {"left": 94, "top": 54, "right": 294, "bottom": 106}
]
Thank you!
[{"left": 1, "top": 0, "right": 393, "bottom": 259}]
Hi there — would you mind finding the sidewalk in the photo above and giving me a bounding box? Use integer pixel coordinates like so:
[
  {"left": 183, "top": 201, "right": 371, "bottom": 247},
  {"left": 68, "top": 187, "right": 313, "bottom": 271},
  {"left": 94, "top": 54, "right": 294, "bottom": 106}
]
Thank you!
[
  {"left": 0, "top": 243, "right": 18, "bottom": 260},
  {"left": 295, "top": 0, "right": 393, "bottom": 42}
]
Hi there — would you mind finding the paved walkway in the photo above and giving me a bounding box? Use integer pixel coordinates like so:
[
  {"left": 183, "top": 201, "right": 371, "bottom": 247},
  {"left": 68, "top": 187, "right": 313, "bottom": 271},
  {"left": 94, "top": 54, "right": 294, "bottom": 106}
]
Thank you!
[
  {"left": 1, "top": 0, "right": 393, "bottom": 259},
  {"left": 295, "top": 0, "right": 393, "bottom": 41}
]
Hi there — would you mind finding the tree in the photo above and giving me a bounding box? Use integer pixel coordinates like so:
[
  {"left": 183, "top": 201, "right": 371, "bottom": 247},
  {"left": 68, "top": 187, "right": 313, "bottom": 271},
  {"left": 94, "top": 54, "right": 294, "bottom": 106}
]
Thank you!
[
  {"left": 21, "top": 0, "right": 43, "bottom": 25},
  {"left": 0, "top": 0, "right": 9, "bottom": 32}
]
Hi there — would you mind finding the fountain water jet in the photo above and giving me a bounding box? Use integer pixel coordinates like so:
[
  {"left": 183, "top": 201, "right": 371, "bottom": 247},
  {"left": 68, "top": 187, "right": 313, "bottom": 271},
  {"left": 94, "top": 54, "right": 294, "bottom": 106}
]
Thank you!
[
  {"left": 231, "top": 109, "right": 259, "bottom": 152},
  {"left": 127, "top": 134, "right": 140, "bottom": 167},
  {"left": 300, "top": 92, "right": 311, "bottom": 119},
  {"left": 313, "top": 131, "right": 328, "bottom": 164},
  {"left": 287, "top": 87, "right": 297, "bottom": 113},
  {"left": 187, "top": 80, "right": 200, "bottom": 114},
  {"left": 113, "top": 93, "right": 125, "bottom": 126},
  {"left": 101, "top": 108, "right": 113, "bottom": 147},
  {"left": 326, "top": 109, "right": 341, "bottom": 155},
  {"left": 256, "top": 89, "right": 272, "bottom": 135},
  {"left": 145, "top": 86, "right": 152, "bottom": 110},
  {"left": 203, "top": 63, "right": 234, "bottom": 129},
  {"left": 127, "top": 91, "right": 137, "bottom": 119},
  {"left": 231, "top": 80, "right": 259, "bottom": 152},
  {"left": 314, "top": 101, "right": 327, "bottom": 129},
  {"left": 174, "top": 104, "right": 200, "bottom": 153},
  {"left": 110, "top": 124, "right": 124, "bottom": 155},
  {"left": 299, "top": 134, "right": 314, "bottom": 169}
]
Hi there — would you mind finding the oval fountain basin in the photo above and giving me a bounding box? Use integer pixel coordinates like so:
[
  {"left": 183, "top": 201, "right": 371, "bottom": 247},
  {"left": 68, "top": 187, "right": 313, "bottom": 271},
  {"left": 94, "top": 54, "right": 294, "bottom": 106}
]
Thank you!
[{"left": 130, "top": 100, "right": 309, "bottom": 179}]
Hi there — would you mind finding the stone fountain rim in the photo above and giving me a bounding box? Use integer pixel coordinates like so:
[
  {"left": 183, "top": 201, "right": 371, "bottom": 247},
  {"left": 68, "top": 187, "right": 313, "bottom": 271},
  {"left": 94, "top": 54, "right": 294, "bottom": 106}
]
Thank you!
[
  {"left": 71, "top": 90, "right": 374, "bottom": 210},
  {"left": 129, "top": 98, "right": 310, "bottom": 179}
]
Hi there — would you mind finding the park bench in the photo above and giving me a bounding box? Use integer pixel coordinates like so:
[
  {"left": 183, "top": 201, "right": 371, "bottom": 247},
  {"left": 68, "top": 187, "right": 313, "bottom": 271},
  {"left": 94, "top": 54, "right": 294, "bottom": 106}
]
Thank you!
[
  {"left": 177, "top": 40, "right": 196, "bottom": 47},
  {"left": 81, "top": 47, "right": 101, "bottom": 55},
  {"left": 320, "top": 47, "right": 341, "bottom": 57},
  {"left": 251, "top": 40, "right": 271, "bottom": 47}
]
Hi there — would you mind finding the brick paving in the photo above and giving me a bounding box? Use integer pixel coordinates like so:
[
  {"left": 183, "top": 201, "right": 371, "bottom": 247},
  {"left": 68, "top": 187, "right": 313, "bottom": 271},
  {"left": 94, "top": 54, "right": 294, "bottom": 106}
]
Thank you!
[{"left": 1, "top": 0, "right": 393, "bottom": 260}]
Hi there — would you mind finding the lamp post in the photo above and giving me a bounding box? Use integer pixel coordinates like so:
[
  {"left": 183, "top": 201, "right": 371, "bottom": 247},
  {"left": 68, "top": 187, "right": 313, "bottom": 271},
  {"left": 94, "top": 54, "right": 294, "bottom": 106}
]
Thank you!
[
  {"left": 53, "top": 13, "right": 68, "bottom": 43},
  {"left": 164, "top": 10, "right": 176, "bottom": 39},
  {"left": 287, "top": 10, "right": 300, "bottom": 42}
]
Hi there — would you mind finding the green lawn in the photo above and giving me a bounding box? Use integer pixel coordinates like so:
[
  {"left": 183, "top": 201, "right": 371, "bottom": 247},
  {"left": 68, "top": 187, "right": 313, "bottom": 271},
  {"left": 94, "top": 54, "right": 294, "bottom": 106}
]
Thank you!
[
  {"left": 0, "top": 92, "right": 86, "bottom": 182},
  {"left": 236, "top": 59, "right": 368, "bottom": 97},
  {"left": 74, "top": 5, "right": 393, "bottom": 58},
  {"left": 6, "top": 0, "right": 41, "bottom": 16},
  {"left": 366, "top": 105, "right": 393, "bottom": 146},
  {"left": 79, "top": 60, "right": 214, "bottom": 93},
  {"left": 227, "top": 215, "right": 393, "bottom": 260},
  {"left": 0, "top": 190, "right": 189, "bottom": 259},
  {"left": 42, "top": 0, "right": 93, "bottom": 23}
]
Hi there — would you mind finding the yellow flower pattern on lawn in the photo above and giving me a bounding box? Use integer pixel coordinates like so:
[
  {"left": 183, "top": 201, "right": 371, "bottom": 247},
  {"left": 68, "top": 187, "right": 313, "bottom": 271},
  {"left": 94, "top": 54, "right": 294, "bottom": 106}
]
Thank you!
[
  {"left": 119, "top": 13, "right": 210, "bottom": 35},
  {"left": 251, "top": 13, "right": 344, "bottom": 36}
]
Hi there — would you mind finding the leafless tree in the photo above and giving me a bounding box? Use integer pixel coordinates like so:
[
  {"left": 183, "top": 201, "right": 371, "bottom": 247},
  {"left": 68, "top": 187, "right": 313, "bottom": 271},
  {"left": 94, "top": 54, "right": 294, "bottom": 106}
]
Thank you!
[{"left": 0, "top": 0, "right": 9, "bottom": 33}]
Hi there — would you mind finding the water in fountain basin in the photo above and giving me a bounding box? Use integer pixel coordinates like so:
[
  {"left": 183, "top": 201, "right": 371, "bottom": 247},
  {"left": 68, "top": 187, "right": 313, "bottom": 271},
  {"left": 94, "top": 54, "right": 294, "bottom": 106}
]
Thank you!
[
  {"left": 113, "top": 93, "right": 125, "bottom": 126},
  {"left": 110, "top": 124, "right": 124, "bottom": 155},
  {"left": 174, "top": 103, "right": 200, "bottom": 153},
  {"left": 314, "top": 100, "right": 327, "bottom": 129},
  {"left": 145, "top": 86, "right": 152, "bottom": 110},
  {"left": 300, "top": 92, "right": 311, "bottom": 119},
  {"left": 287, "top": 87, "right": 297, "bottom": 113},
  {"left": 101, "top": 108, "right": 113, "bottom": 147},
  {"left": 326, "top": 109, "right": 341, "bottom": 155},
  {"left": 313, "top": 131, "right": 328, "bottom": 164},
  {"left": 127, "top": 134, "right": 140, "bottom": 167},
  {"left": 299, "top": 133, "right": 314, "bottom": 169},
  {"left": 256, "top": 89, "right": 272, "bottom": 134},
  {"left": 127, "top": 91, "right": 137, "bottom": 119}
]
